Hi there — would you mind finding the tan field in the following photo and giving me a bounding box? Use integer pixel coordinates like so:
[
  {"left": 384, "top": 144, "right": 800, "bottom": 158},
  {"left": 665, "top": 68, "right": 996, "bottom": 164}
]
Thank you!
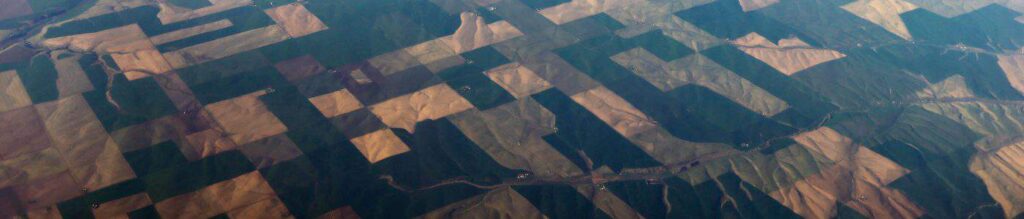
[
  {"left": 64, "top": 137, "right": 137, "bottom": 191},
  {"left": 182, "top": 129, "right": 239, "bottom": 161},
  {"left": 842, "top": 0, "right": 919, "bottom": 40},
  {"left": 609, "top": 48, "right": 672, "bottom": 88},
  {"left": 42, "top": 24, "right": 153, "bottom": 52},
  {"left": 539, "top": 0, "right": 641, "bottom": 25},
  {"left": 155, "top": 171, "right": 290, "bottom": 218},
  {"left": 767, "top": 163, "right": 843, "bottom": 219},
  {"left": 906, "top": 0, "right": 995, "bottom": 18},
  {"left": 0, "top": 70, "right": 32, "bottom": 113},
  {"left": 35, "top": 95, "right": 136, "bottom": 190},
  {"left": 578, "top": 184, "right": 645, "bottom": 218},
  {"left": 570, "top": 86, "right": 658, "bottom": 138},
  {"left": 264, "top": 3, "right": 328, "bottom": 38},
  {"left": 732, "top": 32, "right": 846, "bottom": 76},
  {"left": 600, "top": 0, "right": 724, "bottom": 53},
  {"left": 316, "top": 206, "right": 359, "bottom": 219},
  {"left": 309, "top": 89, "right": 364, "bottom": 118},
  {"left": 406, "top": 38, "right": 458, "bottom": 66},
  {"left": 611, "top": 48, "right": 790, "bottom": 116},
  {"left": 370, "top": 12, "right": 523, "bottom": 76},
  {"left": 0, "top": 0, "right": 32, "bottom": 21},
  {"left": 424, "top": 55, "right": 467, "bottom": 74},
  {"left": 42, "top": 24, "right": 173, "bottom": 80},
  {"left": 109, "top": 115, "right": 189, "bottom": 153},
  {"left": 55, "top": 0, "right": 152, "bottom": 23},
  {"left": 771, "top": 158, "right": 923, "bottom": 219},
  {"left": 997, "top": 54, "right": 1024, "bottom": 96},
  {"left": 0, "top": 107, "right": 52, "bottom": 160},
  {"left": 91, "top": 193, "right": 153, "bottom": 218},
  {"left": 448, "top": 98, "right": 584, "bottom": 178},
  {"left": 921, "top": 102, "right": 1024, "bottom": 137},
  {"left": 153, "top": 73, "right": 204, "bottom": 112},
  {"left": 348, "top": 69, "right": 373, "bottom": 85},
  {"left": 368, "top": 49, "right": 421, "bottom": 77},
  {"left": 0, "top": 148, "right": 68, "bottom": 189},
  {"left": 778, "top": 127, "right": 922, "bottom": 219},
  {"left": 626, "top": 127, "right": 733, "bottom": 169},
  {"left": 116, "top": 49, "right": 176, "bottom": 80},
  {"left": 236, "top": 134, "right": 303, "bottom": 169},
  {"left": 24, "top": 207, "right": 62, "bottom": 219},
  {"left": 791, "top": 127, "right": 861, "bottom": 161},
  {"left": 368, "top": 84, "right": 474, "bottom": 132},
  {"left": 157, "top": 2, "right": 328, "bottom": 71},
  {"left": 204, "top": 91, "right": 288, "bottom": 146},
  {"left": 484, "top": 62, "right": 553, "bottom": 98},
  {"left": 51, "top": 54, "right": 96, "bottom": 97},
  {"left": 514, "top": 51, "right": 602, "bottom": 96},
  {"left": 444, "top": 13, "right": 523, "bottom": 53},
  {"left": 675, "top": 143, "right": 826, "bottom": 192},
  {"left": 610, "top": 14, "right": 723, "bottom": 52},
  {"left": 349, "top": 129, "right": 411, "bottom": 163},
  {"left": 844, "top": 182, "right": 923, "bottom": 219},
  {"left": 9, "top": 171, "right": 81, "bottom": 211},
  {"left": 163, "top": 25, "right": 291, "bottom": 69},
  {"left": 226, "top": 196, "right": 293, "bottom": 218},
  {"left": 447, "top": 12, "right": 494, "bottom": 54},
  {"left": 970, "top": 139, "right": 1024, "bottom": 218},
  {"left": 420, "top": 187, "right": 545, "bottom": 219},
  {"left": 575, "top": 167, "right": 645, "bottom": 219},
  {"left": 0, "top": 45, "right": 37, "bottom": 64},
  {"left": 739, "top": 0, "right": 781, "bottom": 12},
  {"left": 157, "top": 0, "right": 253, "bottom": 24}
]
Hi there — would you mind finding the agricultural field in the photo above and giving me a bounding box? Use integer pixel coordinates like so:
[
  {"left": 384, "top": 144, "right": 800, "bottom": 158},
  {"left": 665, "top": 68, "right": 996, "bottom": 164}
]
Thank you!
[{"left": 1, "top": 0, "right": 1024, "bottom": 218}]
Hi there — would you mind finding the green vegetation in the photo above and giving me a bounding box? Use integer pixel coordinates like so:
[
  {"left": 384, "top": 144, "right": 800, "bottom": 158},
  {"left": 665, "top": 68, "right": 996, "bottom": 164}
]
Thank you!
[
  {"left": 16, "top": 55, "right": 59, "bottom": 103},
  {"left": 166, "top": 0, "right": 212, "bottom": 10},
  {"left": 143, "top": 151, "right": 255, "bottom": 201},
  {"left": 84, "top": 75, "right": 178, "bottom": 131}
]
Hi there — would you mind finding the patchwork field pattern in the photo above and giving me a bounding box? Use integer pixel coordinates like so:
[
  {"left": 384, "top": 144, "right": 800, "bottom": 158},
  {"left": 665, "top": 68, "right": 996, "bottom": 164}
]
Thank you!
[{"left": 1, "top": 0, "right": 1024, "bottom": 218}]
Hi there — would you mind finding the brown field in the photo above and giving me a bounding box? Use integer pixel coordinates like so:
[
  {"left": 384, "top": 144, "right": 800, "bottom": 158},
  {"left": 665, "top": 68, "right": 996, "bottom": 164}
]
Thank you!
[
  {"left": 971, "top": 139, "right": 1024, "bottom": 218},
  {"left": 368, "top": 84, "right": 474, "bottom": 132},
  {"left": 309, "top": 89, "right": 364, "bottom": 118},
  {"left": 204, "top": 91, "right": 288, "bottom": 146},
  {"left": 155, "top": 171, "right": 288, "bottom": 218},
  {"left": 485, "top": 63, "right": 553, "bottom": 98},
  {"left": 997, "top": 54, "right": 1024, "bottom": 96},
  {"left": 35, "top": 95, "right": 135, "bottom": 190},
  {"left": 264, "top": 3, "right": 327, "bottom": 38},
  {"left": 163, "top": 25, "right": 290, "bottom": 69},
  {"left": 0, "top": 107, "right": 52, "bottom": 160},
  {"left": 157, "top": 0, "right": 252, "bottom": 24},
  {"left": 739, "top": 0, "right": 780, "bottom": 12},
  {"left": 349, "top": 129, "right": 411, "bottom": 163},
  {"left": 92, "top": 193, "right": 153, "bottom": 218},
  {"left": 448, "top": 98, "right": 583, "bottom": 178},
  {"left": 0, "top": 71, "right": 33, "bottom": 113},
  {"left": 841, "top": 0, "right": 918, "bottom": 40},
  {"left": 0, "top": 0, "right": 32, "bottom": 20},
  {"left": 732, "top": 33, "right": 846, "bottom": 76},
  {"left": 570, "top": 86, "right": 657, "bottom": 138},
  {"left": 778, "top": 127, "right": 922, "bottom": 219},
  {"left": 420, "top": 187, "right": 544, "bottom": 218}
]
